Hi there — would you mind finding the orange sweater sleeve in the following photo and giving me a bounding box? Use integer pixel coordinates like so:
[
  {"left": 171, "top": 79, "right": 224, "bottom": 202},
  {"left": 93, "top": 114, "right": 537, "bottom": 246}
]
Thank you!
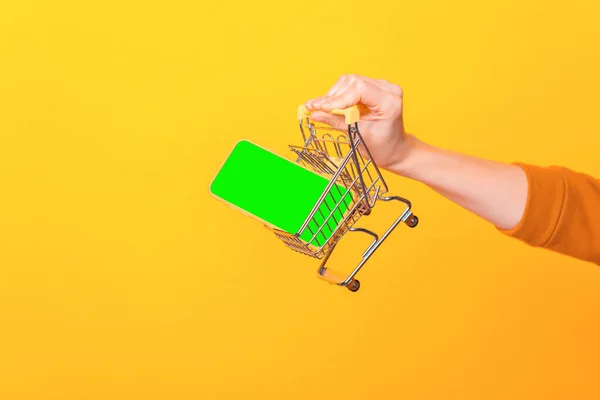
[{"left": 500, "top": 163, "right": 600, "bottom": 265}]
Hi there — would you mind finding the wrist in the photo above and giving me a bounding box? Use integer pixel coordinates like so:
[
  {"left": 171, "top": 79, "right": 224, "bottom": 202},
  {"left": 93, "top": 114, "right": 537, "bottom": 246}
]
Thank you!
[{"left": 386, "top": 134, "right": 432, "bottom": 179}]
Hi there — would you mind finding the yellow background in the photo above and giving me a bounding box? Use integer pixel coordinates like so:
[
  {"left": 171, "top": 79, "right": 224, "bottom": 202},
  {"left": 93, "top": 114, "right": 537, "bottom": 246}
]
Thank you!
[{"left": 1, "top": 0, "right": 599, "bottom": 399}]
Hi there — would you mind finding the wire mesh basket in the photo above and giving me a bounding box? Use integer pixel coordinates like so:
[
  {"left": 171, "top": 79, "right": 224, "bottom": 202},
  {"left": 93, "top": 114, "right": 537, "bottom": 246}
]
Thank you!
[{"left": 269, "top": 105, "right": 418, "bottom": 292}]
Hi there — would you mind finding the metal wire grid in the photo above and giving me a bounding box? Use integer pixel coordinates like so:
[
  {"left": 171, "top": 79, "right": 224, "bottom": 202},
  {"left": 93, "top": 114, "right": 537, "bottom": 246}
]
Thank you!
[{"left": 271, "top": 119, "right": 389, "bottom": 259}]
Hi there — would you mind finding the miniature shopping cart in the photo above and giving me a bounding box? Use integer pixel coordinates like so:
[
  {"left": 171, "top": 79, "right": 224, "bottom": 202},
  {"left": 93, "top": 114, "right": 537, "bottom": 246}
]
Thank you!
[{"left": 269, "top": 105, "right": 418, "bottom": 292}]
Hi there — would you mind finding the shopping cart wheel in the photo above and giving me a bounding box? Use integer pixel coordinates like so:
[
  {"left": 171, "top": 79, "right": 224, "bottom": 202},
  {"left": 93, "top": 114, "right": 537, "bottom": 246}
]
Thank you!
[
  {"left": 347, "top": 279, "right": 361, "bottom": 292},
  {"left": 406, "top": 215, "right": 419, "bottom": 228}
]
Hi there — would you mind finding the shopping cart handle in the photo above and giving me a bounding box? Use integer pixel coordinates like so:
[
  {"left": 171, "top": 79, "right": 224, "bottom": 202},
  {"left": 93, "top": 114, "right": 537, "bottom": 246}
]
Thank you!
[{"left": 298, "top": 104, "right": 360, "bottom": 125}]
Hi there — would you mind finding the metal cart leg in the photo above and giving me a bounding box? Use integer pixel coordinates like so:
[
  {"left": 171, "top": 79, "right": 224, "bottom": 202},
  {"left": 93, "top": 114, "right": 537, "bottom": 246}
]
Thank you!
[{"left": 316, "top": 196, "right": 417, "bottom": 292}]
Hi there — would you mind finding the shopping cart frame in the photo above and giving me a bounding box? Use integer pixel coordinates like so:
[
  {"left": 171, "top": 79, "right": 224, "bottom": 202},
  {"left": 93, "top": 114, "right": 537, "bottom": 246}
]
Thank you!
[{"left": 270, "top": 105, "right": 418, "bottom": 292}]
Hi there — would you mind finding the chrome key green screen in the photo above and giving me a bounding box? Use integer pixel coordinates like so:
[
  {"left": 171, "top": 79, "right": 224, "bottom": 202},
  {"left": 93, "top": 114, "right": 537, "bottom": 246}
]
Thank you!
[{"left": 210, "top": 140, "right": 353, "bottom": 247}]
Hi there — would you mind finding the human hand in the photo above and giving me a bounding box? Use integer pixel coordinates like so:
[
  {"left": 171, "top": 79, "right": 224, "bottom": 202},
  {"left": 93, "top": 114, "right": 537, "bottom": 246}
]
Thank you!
[
  {"left": 305, "top": 74, "right": 416, "bottom": 170},
  {"left": 305, "top": 74, "right": 533, "bottom": 233}
]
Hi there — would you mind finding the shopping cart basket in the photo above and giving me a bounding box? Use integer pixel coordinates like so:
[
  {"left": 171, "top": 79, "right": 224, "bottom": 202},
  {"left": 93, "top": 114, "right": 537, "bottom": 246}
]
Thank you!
[{"left": 269, "top": 105, "right": 418, "bottom": 292}]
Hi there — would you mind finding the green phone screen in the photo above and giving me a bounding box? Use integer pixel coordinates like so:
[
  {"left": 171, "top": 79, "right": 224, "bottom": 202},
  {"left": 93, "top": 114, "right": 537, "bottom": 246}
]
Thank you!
[{"left": 210, "top": 140, "right": 352, "bottom": 247}]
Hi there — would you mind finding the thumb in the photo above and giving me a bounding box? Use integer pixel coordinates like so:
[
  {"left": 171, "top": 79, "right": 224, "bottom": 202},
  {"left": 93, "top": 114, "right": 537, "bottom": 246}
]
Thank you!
[{"left": 309, "top": 111, "right": 346, "bottom": 130}]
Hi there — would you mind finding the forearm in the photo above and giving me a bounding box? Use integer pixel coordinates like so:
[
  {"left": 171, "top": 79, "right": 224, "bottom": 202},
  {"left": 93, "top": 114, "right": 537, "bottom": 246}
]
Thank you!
[
  {"left": 305, "top": 73, "right": 600, "bottom": 264},
  {"left": 389, "top": 135, "right": 528, "bottom": 230}
]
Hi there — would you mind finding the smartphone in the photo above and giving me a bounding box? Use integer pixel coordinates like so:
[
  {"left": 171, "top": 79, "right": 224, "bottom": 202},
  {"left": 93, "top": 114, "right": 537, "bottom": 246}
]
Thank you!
[{"left": 209, "top": 140, "right": 352, "bottom": 247}]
